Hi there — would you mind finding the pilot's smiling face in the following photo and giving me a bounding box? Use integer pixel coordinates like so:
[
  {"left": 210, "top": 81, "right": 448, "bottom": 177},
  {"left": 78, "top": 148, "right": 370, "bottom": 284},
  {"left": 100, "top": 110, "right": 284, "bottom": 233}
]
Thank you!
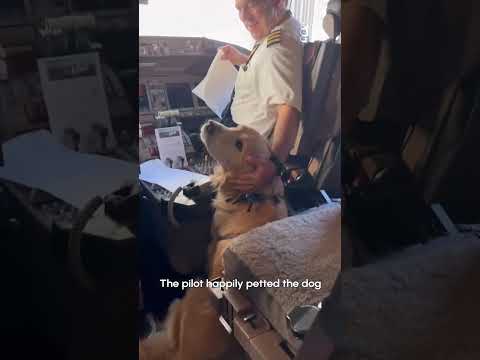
[{"left": 235, "top": 0, "right": 277, "bottom": 41}]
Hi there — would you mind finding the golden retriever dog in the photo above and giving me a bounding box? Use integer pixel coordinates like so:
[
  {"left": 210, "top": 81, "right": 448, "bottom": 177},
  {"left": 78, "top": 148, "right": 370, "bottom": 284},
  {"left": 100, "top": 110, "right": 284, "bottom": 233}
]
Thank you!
[{"left": 140, "top": 121, "right": 287, "bottom": 360}]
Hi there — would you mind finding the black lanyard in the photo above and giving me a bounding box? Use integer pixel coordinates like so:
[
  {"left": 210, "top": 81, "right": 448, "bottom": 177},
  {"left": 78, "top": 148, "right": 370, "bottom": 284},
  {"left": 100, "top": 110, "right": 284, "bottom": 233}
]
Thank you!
[
  {"left": 222, "top": 42, "right": 262, "bottom": 120},
  {"left": 242, "top": 42, "right": 261, "bottom": 72}
]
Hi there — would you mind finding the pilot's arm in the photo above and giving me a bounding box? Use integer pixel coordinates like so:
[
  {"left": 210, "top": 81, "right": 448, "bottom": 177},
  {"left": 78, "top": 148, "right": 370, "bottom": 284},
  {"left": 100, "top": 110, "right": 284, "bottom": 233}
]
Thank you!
[
  {"left": 229, "top": 105, "right": 300, "bottom": 193},
  {"left": 229, "top": 31, "right": 303, "bottom": 193},
  {"left": 271, "top": 104, "right": 300, "bottom": 162}
]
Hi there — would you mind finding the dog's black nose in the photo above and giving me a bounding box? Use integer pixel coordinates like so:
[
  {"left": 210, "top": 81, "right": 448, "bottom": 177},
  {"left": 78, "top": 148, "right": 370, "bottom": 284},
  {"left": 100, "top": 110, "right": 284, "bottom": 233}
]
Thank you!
[{"left": 205, "top": 120, "right": 216, "bottom": 135}]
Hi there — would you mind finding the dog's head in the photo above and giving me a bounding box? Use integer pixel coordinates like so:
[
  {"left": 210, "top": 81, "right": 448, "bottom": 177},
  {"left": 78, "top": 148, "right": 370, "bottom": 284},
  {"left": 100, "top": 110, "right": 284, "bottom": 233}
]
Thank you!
[{"left": 200, "top": 120, "right": 271, "bottom": 174}]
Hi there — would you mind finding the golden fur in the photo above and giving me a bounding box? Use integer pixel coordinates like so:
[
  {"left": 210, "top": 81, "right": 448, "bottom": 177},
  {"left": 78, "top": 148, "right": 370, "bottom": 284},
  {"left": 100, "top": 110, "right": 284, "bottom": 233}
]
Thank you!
[{"left": 140, "top": 122, "right": 287, "bottom": 360}]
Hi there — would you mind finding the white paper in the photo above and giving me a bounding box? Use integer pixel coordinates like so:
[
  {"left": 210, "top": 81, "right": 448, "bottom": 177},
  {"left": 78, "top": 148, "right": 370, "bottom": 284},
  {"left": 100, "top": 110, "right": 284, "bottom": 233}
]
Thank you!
[
  {"left": 83, "top": 205, "right": 133, "bottom": 240},
  {"left": 38, "top": 53, "right": 116, "bottom": 153},
  {"left": 0, "top": 130, "right": 138, "bottom": 209},
  {"left": 192, "top": 51, "right": 238, "bottom": 118},
  {"left": 139, "top": 159, "right": 209, "bottom": 193},
  {"left": 155, "top": 126, "right": 188, "bottom": 168}
]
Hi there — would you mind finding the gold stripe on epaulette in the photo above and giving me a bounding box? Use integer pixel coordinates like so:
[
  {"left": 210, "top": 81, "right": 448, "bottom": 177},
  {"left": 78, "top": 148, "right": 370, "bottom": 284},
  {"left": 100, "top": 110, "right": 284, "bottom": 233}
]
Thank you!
[
  {"left": 267, "top": 38, "right": 281, "bottom": 47},
  {"left": 267, "top": 34, "right": 282, "bottom": 41},
  {"left": 266, "top": 29, "right": 282, "bottom": 47},
  {"left": 267, "top": 40, "right": 281, "bottom": 48},
  {"left": 268, "top": 29, "right": 282, "bottom": 38}
]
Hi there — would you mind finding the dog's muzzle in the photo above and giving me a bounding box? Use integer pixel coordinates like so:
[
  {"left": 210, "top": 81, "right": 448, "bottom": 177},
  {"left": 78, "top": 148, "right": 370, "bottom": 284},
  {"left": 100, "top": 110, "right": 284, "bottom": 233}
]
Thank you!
[
  {"left": 205, "top": 120, "right": 219, "bottom": 135},
  {"left": 201, "top": 120, "right": 222, "bottom": 144}
]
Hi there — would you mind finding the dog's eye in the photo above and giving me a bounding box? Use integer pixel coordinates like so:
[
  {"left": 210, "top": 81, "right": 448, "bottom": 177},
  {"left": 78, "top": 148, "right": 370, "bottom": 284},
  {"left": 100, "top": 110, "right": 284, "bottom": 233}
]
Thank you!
[{"left": 235, "top": 139, "right": 243, "bottom": 151}]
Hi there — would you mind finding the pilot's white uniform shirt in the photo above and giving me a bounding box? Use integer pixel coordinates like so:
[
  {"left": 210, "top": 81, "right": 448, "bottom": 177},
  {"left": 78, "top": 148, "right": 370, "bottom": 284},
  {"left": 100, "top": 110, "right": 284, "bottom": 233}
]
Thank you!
[{"left": 231, "top": 15, "right": 304, "bottom": 139}]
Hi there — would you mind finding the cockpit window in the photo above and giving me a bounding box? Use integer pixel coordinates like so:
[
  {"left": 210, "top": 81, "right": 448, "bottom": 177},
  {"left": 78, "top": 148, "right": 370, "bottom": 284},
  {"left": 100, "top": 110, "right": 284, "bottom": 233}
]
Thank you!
[{"left": 139, "top": 0, "right": 329, "bottom": 47}]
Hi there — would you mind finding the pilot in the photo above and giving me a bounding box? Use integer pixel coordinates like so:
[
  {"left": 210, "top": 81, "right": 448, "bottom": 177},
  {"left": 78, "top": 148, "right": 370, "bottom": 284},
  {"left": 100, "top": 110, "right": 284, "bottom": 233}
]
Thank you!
[{"left": 219, "top": 0, "right": 303, "bottom": 193}]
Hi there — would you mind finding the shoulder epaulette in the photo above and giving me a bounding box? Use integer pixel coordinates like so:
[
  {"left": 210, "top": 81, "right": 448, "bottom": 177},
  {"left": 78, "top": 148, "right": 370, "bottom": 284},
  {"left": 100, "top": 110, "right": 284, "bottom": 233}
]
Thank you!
[{"left": 266, "top": 29, "right": 282, "bottom": 48}]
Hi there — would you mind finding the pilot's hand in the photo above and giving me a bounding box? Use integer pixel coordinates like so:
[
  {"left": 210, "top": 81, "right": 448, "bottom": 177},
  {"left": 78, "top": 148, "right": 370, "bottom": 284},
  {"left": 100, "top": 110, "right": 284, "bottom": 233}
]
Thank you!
[
  {"left": 228, "top": 155, "right": 277, "bottom": 193},
  {"left": 219, "top": 45, "right": 248, "bottom": 66}
]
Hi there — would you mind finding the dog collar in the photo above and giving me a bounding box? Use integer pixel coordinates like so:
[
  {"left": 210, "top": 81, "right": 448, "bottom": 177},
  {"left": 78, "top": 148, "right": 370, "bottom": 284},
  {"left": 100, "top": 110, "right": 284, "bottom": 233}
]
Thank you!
[{"left": 225, "top": 193, "right": 284, "bottom": 212}]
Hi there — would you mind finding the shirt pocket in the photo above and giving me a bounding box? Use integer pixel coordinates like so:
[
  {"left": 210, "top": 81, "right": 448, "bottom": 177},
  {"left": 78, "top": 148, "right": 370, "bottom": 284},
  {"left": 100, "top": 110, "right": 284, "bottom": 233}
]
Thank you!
[{"left": 234, "top": 66, "right": 257, "bottom": 104}]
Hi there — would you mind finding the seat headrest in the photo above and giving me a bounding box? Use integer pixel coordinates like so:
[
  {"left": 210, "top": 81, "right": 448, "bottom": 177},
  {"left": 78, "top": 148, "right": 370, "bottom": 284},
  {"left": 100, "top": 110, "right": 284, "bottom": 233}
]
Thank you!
[
  {"left": 324, "top": 0, "right": 341, "bottom": 39},
  {"left": 326, "top": 0, "right": 341, "bottom": 18}
]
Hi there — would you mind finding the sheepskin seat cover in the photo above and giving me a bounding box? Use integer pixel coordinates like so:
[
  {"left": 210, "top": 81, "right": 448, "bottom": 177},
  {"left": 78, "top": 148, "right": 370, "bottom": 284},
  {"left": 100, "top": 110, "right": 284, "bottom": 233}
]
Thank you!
[
  {"left": 223, "top": 203, "right": 341, "bottom": 351},
  {"left": 320, "top": 233, "right": 480, "bottom": 360}
]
